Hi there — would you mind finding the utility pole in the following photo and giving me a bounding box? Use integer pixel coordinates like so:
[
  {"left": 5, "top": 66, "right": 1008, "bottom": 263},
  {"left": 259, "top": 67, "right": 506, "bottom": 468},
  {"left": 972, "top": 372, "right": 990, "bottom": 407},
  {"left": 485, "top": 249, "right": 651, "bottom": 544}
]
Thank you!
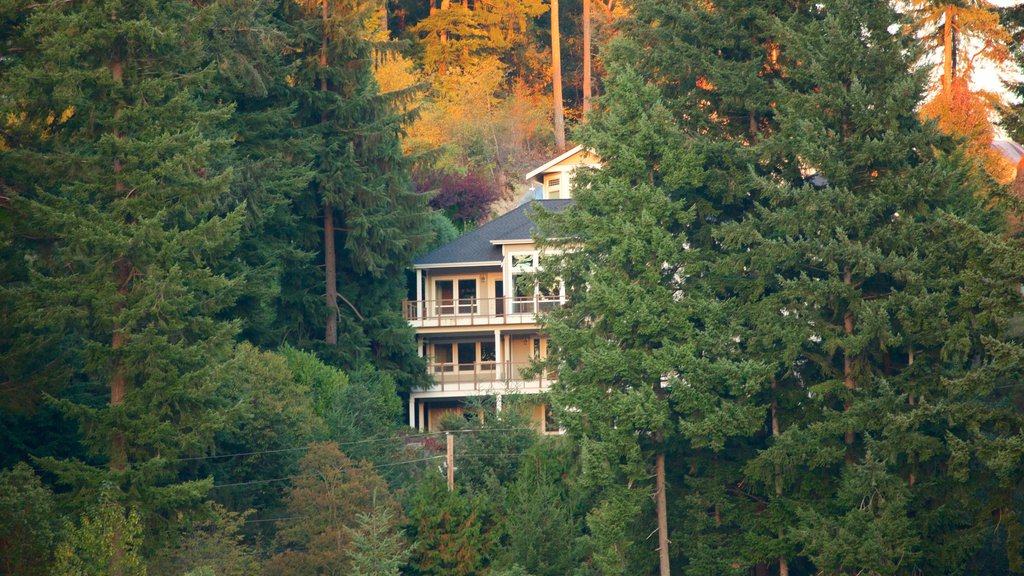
[{"left": 446, "top": 432, "right": 455, "bottom": 492}]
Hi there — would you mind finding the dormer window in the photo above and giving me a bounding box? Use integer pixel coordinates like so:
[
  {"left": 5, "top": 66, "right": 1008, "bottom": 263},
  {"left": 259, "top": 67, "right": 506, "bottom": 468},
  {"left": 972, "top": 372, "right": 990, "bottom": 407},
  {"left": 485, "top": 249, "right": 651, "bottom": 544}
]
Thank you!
[{"left": 545, "top": 177, "right": 561, "bottom": 199}]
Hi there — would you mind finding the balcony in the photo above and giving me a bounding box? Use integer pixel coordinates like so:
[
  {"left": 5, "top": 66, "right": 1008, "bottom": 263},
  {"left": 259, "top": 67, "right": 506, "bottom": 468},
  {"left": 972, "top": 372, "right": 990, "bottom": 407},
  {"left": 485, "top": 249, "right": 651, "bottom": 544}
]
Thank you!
[
  {"left": 411, "top": 361, "right": 556, "bottom": 395},
  {"left": 402, "top": 296, "right": 564, "bottom": 328}
]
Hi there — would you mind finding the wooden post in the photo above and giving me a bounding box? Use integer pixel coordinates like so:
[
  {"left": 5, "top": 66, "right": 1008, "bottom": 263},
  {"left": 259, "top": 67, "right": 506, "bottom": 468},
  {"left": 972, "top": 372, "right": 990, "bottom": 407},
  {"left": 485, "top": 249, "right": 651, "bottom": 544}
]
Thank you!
[{"left": 446, "top": 432, "right": 455, "bottom": 492}]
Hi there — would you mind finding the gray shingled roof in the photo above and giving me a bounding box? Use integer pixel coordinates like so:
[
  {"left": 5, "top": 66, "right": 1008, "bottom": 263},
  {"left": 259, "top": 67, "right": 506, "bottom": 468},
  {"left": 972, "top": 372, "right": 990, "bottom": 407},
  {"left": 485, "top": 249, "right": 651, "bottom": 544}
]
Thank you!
[{"left": 414, "top": 200, "right": 572, "bottom": 267}]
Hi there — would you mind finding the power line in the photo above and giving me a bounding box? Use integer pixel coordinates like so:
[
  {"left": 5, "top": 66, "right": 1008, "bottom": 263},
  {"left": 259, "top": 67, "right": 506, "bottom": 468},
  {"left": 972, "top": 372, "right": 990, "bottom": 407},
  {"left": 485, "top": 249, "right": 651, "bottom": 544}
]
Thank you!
[
  {"left": 209, "top": 455, "right": 447, "bottom": 489},
  {"left": 171, "top": 432, "right": 441, "bottom": 463},
  {"left": 170, "top": 427, "right": 537, "bottom": 464}
]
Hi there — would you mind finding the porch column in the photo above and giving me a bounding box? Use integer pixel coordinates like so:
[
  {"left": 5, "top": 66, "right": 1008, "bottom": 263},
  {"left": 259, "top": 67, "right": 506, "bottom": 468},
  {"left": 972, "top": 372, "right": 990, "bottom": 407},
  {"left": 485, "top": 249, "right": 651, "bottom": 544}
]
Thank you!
[
  {"left": 418, "top": 400, "right": 426, "bottom": 432},
  {"left": 408, "top": 396, "right": 416, "bottom": 428},
  {"left": 416, "top": 268, "right": 424, "bottom": 319},
  {"left": 494, "top": 329, "right": 503, "bottom": 381}
]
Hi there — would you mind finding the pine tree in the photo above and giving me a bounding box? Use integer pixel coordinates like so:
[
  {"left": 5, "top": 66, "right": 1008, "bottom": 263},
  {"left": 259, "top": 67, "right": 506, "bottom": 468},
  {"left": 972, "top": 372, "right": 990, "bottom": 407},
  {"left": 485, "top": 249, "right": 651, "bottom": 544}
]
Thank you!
[
  {"left": 0, "top": 0, "right": 248, "bottom": 538},
  {"left": 720, "top": 1, "right": 1024, "bottom": 572},
  {"left": 282, "top": 0, "right": 431, "bottom": 388},
  {"left": 345, "top": 500, "right": 413, "bottom": 576},
  {"left": 537, "top": 60, "right": 768, "bottom": 575}
]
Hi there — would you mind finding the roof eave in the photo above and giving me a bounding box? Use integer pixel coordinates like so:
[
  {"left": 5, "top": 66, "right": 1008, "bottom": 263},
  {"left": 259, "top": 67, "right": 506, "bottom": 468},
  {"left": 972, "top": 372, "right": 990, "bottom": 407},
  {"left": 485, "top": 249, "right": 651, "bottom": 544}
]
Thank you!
[{"left": 523, "top": 145, "right": 585, "bottom": 182}]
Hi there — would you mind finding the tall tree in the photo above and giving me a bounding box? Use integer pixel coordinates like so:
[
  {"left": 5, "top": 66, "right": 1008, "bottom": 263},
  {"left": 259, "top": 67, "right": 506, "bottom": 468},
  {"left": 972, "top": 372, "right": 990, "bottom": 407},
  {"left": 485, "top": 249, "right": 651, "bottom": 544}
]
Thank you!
[
  {"left": 909, "top": 1, "right": 1013, "bottom": 182},
  {"left": 723, "top": 1, "right": 1024, "bottom": 572},
  {"left": 283, "top": 0, "right": 431, "bottom": 386},
  {"left": 537, "top": 60, "right": 767, "bottom": 575},
  {"left": 551, "top": 0, "right": 566, "bottom": 149},
  {"left": 0, "top": 0, "right": 246, "bottom": 540}
]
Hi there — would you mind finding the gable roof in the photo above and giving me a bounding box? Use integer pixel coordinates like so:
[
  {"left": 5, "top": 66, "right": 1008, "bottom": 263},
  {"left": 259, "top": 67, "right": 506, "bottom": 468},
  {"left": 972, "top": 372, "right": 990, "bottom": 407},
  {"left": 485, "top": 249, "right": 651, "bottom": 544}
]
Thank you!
[
  {"left": 414, "top": 200, "right": 572, "bottom": 268},
  {"left": 524, "top": 145, "right": 585, "bottom": 182}
]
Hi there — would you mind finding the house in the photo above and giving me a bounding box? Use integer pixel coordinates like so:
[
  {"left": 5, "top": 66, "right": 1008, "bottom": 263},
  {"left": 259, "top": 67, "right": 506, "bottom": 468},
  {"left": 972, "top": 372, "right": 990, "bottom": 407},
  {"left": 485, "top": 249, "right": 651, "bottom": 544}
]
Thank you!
[{"left": 404, "top": 146, "right": 598, "bottom": 432}]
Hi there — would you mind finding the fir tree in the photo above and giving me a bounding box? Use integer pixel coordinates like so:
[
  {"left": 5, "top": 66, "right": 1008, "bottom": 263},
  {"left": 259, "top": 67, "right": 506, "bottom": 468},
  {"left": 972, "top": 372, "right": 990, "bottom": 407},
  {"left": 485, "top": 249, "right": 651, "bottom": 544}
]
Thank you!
[
  {"left": 720, "top": 1, "right": 1024, "bottom": 572},
  {"left": 282, "top": 0, "right": 431, "bottom": 389},
  {"left": 0, "top": 0, "right": 246, "bottom": 546},
  {"left": 537, "top": 60, "right": 768, "bottom": 575}
]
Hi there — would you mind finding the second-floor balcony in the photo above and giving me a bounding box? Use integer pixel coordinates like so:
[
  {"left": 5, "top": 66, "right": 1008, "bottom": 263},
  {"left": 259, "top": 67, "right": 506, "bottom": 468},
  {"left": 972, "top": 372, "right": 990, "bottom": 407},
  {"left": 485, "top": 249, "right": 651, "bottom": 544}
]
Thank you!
[
  {"left": 402, "top": 296, "right": 565, "bottom": 328},
  {"left": 412, "top": 360, "right": 556, "bottom": 395}
]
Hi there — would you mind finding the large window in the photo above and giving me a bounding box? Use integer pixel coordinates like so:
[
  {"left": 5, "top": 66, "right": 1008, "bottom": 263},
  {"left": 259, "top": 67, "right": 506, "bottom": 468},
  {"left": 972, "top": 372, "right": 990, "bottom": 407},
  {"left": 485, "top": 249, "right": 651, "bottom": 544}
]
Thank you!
[
  {"left": 457, "top": 342, "right": 476, "bottom": 371},
  {"left": 457, "top": 279, "right": 477, "bottom": 314},
  {"left": 480, "top": 342, "right": 496, "bottom": 371},
  {"left": 434, "top": 343, "right": 453, "bottom": 372},
  {"left": 435, "top": 280, "right": 454, "bottom": 315}
]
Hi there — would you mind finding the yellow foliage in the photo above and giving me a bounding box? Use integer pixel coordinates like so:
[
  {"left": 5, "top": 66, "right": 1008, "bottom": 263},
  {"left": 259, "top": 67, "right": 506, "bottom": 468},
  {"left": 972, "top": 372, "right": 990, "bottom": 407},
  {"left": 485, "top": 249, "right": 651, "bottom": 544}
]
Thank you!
[{"left": 920, "top": 79, "right": 1015, "bottom": 185}]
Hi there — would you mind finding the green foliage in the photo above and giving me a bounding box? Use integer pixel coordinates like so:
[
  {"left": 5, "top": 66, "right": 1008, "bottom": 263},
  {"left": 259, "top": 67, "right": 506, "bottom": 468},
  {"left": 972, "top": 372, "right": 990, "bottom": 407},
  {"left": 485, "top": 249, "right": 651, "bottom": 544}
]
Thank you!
[
  {"left": 51, "top": 486, "right": 146, "bottom": 576},
  {"left": 148, "top": 503, "right": 260, "bottom": 576},
  {"left": 265, "top": 442, "right": 401, "bottom": 576},
  {"left": 0, "top": 463, "right": 61, "bottom": 576},
  {"left": 346, "top": 499, "right": 414, "bottom": 576},
  {"left": 495, "top": 437, "right": 586, "bottom": 576},
  {"left": 407, "top": 476, "right": 496, "bottom": 576}
]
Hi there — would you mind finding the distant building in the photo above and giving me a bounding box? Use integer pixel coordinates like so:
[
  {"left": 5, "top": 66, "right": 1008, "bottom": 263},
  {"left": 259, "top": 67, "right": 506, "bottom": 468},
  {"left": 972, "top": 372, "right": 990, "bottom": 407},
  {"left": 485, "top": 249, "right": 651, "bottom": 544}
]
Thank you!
[
  {"left": 992, "top": 139, "right": 1024, "bottom": 181},
  {"left": 404, "top": 146, "right": 598, "bottom": 432}
]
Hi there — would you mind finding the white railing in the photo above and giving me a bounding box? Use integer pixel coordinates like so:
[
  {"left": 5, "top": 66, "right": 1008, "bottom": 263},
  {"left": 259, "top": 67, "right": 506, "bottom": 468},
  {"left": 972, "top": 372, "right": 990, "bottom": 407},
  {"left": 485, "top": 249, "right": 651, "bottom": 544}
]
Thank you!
[
  {"left": 416, "top": 360, "right": 557, "bottom": 393},
  {"left": 403, "top": 296, "right": 564, "bottom": 326}
]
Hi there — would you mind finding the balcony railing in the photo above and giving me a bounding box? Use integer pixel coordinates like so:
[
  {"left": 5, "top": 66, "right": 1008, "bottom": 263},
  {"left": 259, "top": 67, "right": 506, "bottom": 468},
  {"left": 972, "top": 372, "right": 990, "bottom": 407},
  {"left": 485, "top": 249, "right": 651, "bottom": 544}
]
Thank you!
[
  {"left": 414, "top": 360, "right": 556, "bottom": 394},
  {"left": 403, "top": 296, "right": 564, "bottom": 327}
]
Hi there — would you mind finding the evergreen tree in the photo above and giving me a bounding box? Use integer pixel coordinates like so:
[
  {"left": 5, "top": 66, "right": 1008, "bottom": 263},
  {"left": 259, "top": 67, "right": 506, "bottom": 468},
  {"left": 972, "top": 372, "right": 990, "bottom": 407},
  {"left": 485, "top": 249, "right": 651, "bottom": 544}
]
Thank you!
[
  {"left": 720, "top": 1, "right": 1024, "bottom": 572},
  {"left": 0, "top": 463, "right": 61, "bottom": 576},
  {"left": 537, "top": 60, "right": 768, "bottom": 575},
  {"left": 345, "top": 500, "right": 414, "bottom": 576},
  {"left": 0, "top": 0, "right": 248, "bottom": 543},
  {"left": 281, "top": 0, "right": 431, "bottom": 389},
  {"left": 265, "top": 442, "right": 400, "bottom": 575}
]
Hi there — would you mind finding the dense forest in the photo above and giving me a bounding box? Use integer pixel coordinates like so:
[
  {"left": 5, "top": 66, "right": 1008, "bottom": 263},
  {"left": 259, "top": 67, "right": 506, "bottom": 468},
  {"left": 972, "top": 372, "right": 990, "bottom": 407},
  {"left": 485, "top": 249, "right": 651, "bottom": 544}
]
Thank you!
[{"left": 2, "top": 0, "right": 1024, "bottom": 574}]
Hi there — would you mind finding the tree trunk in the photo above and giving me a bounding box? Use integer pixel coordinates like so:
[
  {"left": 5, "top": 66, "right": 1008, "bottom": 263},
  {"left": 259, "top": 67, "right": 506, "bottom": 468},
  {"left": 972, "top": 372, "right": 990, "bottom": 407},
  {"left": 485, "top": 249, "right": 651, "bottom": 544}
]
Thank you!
[
  {"left": 320, "top": 0, "right": 339, "bottom": 345},
  {"left": 655, "top": 450, "right": 670, "bottom": 576},
  {"left": 842, "top": 266, "right": 856, "bottom": 463},
  {"left": 582, "top": 0, "right": 592, "bottom": 118},
  {"left": 109, "top": 49, "right": 127, "bottom": 475},
  {"left": 943, "top": 6, "right": 954, "bottom": 92},
  {"left": 324, "top": 206, "right": 339, "bottom": 344},
  {"left": 771, "top": 379, "right": 789, "bottom": 576},
  {"left": 551, "top": 0, "right": 566, "bottom": 150}
]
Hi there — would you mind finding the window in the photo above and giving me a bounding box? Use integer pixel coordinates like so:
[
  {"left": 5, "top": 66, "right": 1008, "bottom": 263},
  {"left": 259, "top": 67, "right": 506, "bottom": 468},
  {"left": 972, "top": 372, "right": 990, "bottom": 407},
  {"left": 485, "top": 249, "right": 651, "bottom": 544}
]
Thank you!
[
  {"left": 457, "top": 342, "right": 476, "bottom": 371},
  {"left": 511, "top": 254, "right": 535, "bottom": 271},
  {"left": 434, "top": 343, "right": 453, "bottom": 372},
  {"left": 457, "top": 279, "right": 477, "bottom": 314},
  {"left": 544, "top": 404, "right": 559, "bottom": 433},
  {"left": 546, "top": 177, "right": 561, "bottom": 199},
  {"left": 480, "top": 342, "right": 496, "bottom": 371},
  {"left": 435, "top": 280, "right": 454, "bottom": 315}
]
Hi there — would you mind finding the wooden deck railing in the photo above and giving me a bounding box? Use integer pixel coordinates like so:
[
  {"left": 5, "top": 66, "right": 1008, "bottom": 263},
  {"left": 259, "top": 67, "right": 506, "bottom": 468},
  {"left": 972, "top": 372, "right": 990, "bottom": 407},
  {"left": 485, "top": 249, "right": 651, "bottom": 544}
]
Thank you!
[
  {"left": 418, "top": 360, "right": 555, "bottom": 392},
  {"left": 402, "top": 296, "right": 564, "bottom": 325}
]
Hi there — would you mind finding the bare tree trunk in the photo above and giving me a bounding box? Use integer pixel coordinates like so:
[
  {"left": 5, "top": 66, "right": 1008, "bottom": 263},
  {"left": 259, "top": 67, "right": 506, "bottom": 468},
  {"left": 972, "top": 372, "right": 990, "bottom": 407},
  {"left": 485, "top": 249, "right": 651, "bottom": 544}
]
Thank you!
[
  {"left": 943, "top": 6, "right": 954, "bottom": 92},
  {"left": 321, "top": 0, "right": 339, "bottom": 345},
  {"left": 771, "top": 379, "right": 789, "bottom": 576},
  {"left": 842, "top": 266, "right": 856, "bottom": 464},
  {"left": 655, "top": 450, "right": 670, "bottom": 576},
  {"left": 551, "top": 0, "right": 566, "bottom": 150},
  {"left": 582, "top": 0, "right": 592, "bottom": 118}
]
